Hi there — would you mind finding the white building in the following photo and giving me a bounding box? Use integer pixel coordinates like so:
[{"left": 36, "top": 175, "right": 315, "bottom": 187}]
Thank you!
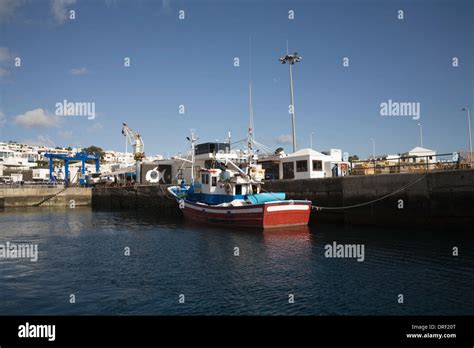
[
  {"left": 402, "top": 147, "right": 437, "bottom": 163},
  {"left": 0, "top": 145, "right": 37, "bottom": 168},
  {"left": 32, "top": 168, "right": 50, "bottom": 181},
  {"left": 280, "top": 149, "right": 329, "bottom": 179},
  {"left": 278, "top": 148, "right": 350, "bottom": 180}
]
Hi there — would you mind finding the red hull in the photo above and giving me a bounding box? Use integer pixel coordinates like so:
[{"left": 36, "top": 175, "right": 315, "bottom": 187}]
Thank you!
[{"left": 179, "top": 200, "right": 312, "bottom": 229}]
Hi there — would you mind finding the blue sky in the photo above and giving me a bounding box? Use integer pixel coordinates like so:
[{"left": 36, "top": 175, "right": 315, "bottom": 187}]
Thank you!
[{"left": 0, "top": 0, "right": 473, "bottom": 158}]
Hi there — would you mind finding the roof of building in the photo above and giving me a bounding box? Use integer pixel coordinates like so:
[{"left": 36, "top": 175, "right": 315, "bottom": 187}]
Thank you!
[
  {"left": 406, "top": 146, "right": 436, "bottom": 154},
  {"left": 286, "top": 148, "right": 330, "bottom": 158}
]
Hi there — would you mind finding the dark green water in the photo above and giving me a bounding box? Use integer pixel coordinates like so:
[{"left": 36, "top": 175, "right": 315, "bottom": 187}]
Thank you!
[{"left": 0, "top": 207, "right": 472, "bottom": 315}]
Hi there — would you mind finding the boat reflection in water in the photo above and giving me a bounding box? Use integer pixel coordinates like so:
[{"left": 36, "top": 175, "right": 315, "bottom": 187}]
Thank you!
[{"left": 262, "top": 225, "right": 311, "bottom": 241}]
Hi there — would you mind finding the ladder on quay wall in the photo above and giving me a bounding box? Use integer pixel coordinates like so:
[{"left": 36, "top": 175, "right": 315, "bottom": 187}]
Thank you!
[{"left": 34, "top": 186, "right": 69, "bottom": 207}]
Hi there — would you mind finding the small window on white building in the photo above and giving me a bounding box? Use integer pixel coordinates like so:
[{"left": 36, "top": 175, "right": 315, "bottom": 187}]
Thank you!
[
  {"left": 312, "top": 160, "right": 323, "bottom": 171},
  {"left": 296, "top": 160, "right": 308, "bottom": 172},
  {"left": 283, "top": 162, "right": 294, "bottom": 179}
]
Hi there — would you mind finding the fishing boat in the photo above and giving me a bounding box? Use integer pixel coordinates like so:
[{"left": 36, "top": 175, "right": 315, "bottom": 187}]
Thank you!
[
  {"left": 167, "top": 136, "right": 312, "bottom": 229},
  {"left": 168, "top": 59, "right": 312, "bottom": 229}
]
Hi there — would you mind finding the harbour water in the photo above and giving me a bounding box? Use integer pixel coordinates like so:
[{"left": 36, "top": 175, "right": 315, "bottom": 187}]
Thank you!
[{"left": 0, "top": 207, "right": 473, "bottom": 315}]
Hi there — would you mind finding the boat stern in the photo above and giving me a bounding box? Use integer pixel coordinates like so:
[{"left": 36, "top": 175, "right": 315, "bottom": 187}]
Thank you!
[{"left": 262, "top": 200, "right": 312, "bottom": 229}]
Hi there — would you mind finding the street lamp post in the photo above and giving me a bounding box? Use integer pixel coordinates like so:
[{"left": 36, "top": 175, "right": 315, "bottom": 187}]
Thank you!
[
  {"left": 370, "top": 138, "right": 376, "bottom": 159},
  {"left": 417, "top": 123, "right": 423, "bottom": 148},
  {"left": 462, "top": 107, "right": 473, "bottom": 164},
  {"left": 371, "top": 138, "right": 376, "bottom": 174},
  {"left": 279, "top": 47, "right": 302, "bottom": 153},
  {"left": 310, "top": 131, "right": 315, "bottom": 150}
]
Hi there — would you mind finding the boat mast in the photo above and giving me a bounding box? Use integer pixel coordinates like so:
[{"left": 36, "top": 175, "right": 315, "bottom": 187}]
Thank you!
[
  {"left": 188, "top": 129, "right": 197, "bottom": 184},
  {"left": 247, "top": 36, "right": 254, "bottom": 167}
]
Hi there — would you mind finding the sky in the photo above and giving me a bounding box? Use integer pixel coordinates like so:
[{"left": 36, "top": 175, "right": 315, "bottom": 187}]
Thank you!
[{"left": 0, "top": 0, "right": 473, "bottom": 158}]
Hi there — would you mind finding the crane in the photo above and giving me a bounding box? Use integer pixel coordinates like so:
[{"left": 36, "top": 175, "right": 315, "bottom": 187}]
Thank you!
[
  {"left": 122, "top": 122, "right": 144, "bottom": 161},
  {"left": 122, "top": 122, "right": 145, "bottom": 183}
]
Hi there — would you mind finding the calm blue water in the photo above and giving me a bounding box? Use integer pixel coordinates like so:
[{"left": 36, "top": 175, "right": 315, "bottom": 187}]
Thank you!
[{"left": 0, "top": 207, "right": 473, "bottom": 315}]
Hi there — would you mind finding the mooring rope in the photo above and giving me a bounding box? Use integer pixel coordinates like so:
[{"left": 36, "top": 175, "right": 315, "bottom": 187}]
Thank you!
[
  {"left": 157, "top": 170, "right": 428, "bottom": 210},
  {"left": 312, "top": 172, "right": 428, "bottom": 211}
]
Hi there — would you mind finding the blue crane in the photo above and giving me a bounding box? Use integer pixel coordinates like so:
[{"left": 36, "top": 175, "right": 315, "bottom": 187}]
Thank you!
[{"left": 44, "top": 152, "right": 100, "bottom": 187}]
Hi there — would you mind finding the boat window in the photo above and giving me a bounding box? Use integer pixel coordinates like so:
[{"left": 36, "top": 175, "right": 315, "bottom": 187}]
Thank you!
[
  {"left": 211, "top": 176, "right": 217, "bottom": 187},
  {"left": 312, "top": 160, "right": 323, "bottom": 171},
  {"left": 296, "top": 160, "right": 308, "bottom": 172},
  {"left": 235, "top": 184, "right": 242, "bottom": 195},
  {"left": 201, "top": 174, "right": 210, "bottom": 185}
]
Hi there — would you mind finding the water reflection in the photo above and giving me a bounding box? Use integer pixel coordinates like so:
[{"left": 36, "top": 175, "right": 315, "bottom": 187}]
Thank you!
[{"left": 0, "top": 208, "right": 473, "bottom": 315}]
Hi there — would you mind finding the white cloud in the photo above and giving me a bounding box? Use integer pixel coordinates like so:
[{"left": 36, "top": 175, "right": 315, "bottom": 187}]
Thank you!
[
  {"left": 15, "top": 108, "right": 61, "bottom": 128},
  {"left": 0, "top": 47, "right": 12, "bottom": 79},
  {"left": 58, "top": 130, "right": 74, "bottom": 139},
  {"left": 51, "top": 0, "right": 77, "bottom": 24},
  {"left": 0, "top": 47, "right": 11, "bottom": 63},
  {"left": 69, "top": 67, "right": 88, "bottom": 75},
  {"left": 57, "top": 130, "right": 84, "bottom": 147},
  {"left": 276, "top": 134, "right": 293, "bottom": 145},
  {"left": 0, "top": 110, "right": 6, "bottom": 127},
  {"left": 22, "top": 135, "right": 56, "bottom": 148},
  {"left": 0, "top": 0, "right": 23, "bottom": 19},
  {"left": 105, "top": 0, "right": 119, "bottom": 8},
  {"left": 0, "top": 67, "right": 10, "bottom": 77},
  {"left": 160, "top": 0, "right": 172, "bottom": 15},
  {"left": 87, "top": 122, "right": 103, "bottom": 132}
]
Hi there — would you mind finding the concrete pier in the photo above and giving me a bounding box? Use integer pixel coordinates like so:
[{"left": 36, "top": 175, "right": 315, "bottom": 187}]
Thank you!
[
  {"left": 264, "top": 169, "right": 474, "bottom": 227},
  {"left": 92, "top": 185, "right": 179, "bottom": 214},
  {"left": 0, "top": 186, "right": 92, "bottom": 207},
  {"left": 4, "top": 169, "right": 472, "bottom": 227}
]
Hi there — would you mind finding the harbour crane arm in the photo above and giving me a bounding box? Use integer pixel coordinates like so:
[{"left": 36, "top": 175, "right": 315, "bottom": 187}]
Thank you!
[{"left": 122, "top": 122, "right": 145, "bottom": 160}]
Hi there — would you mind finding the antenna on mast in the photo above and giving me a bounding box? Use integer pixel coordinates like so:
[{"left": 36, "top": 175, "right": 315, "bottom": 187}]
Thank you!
[{"left": 186, "top": 129, "right": 197, "bottom": 184}]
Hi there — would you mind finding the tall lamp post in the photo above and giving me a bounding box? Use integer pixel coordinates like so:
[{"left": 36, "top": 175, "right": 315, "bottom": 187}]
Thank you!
[
  {"left": 417, "top": 123, "right": 423, "bottom": 148},
  {"left": 370, "top": 138, "right": 376, "bottom": 160},
  {"left": 462, "top": 107, "right": 472, "bottom": 164},
  {"left": 279, "top": 47, "right": 302, "bottom": 153},
  {"left": 310, "top": 131, "right": 315, "bottom": 150},
  {"left": 370, "top": 138, "right": 376, "bottom": 174}
]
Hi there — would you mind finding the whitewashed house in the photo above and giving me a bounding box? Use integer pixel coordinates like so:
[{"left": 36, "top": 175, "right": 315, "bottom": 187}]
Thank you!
[
  {"left": 402, "top": 147, "right": 436, "bottom": 163},
  {"left": 32, "top": 168, "right": 50, "bottom": 181},
  {"left": 279, "top": 148, "right": 333, "bottom": 179}
]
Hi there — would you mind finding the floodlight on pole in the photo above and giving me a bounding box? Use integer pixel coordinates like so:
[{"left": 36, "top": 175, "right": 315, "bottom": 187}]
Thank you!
[
  {"left": 370, "top": 138, "right": 376, "bottom": 160},
  {"left": 417, "top": 123, "right": 423, "bottom": 148},
  {"left": 279, "top": 45, "right": 302, "bottom": 153}
]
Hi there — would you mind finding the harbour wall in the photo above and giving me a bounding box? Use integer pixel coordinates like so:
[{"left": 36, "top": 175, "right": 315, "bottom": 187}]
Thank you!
[
  {"left": 91, "top": 169, "right": 474, "bottom": 227},
  {"left": 92, "top": 185, "right": 179, "bottom": 215},
  {"left": 264, "top": 169, "right": 474, "bottom": 227},
  {"left": 0, "top": 187, "right": 92, "bottom": 207}
]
